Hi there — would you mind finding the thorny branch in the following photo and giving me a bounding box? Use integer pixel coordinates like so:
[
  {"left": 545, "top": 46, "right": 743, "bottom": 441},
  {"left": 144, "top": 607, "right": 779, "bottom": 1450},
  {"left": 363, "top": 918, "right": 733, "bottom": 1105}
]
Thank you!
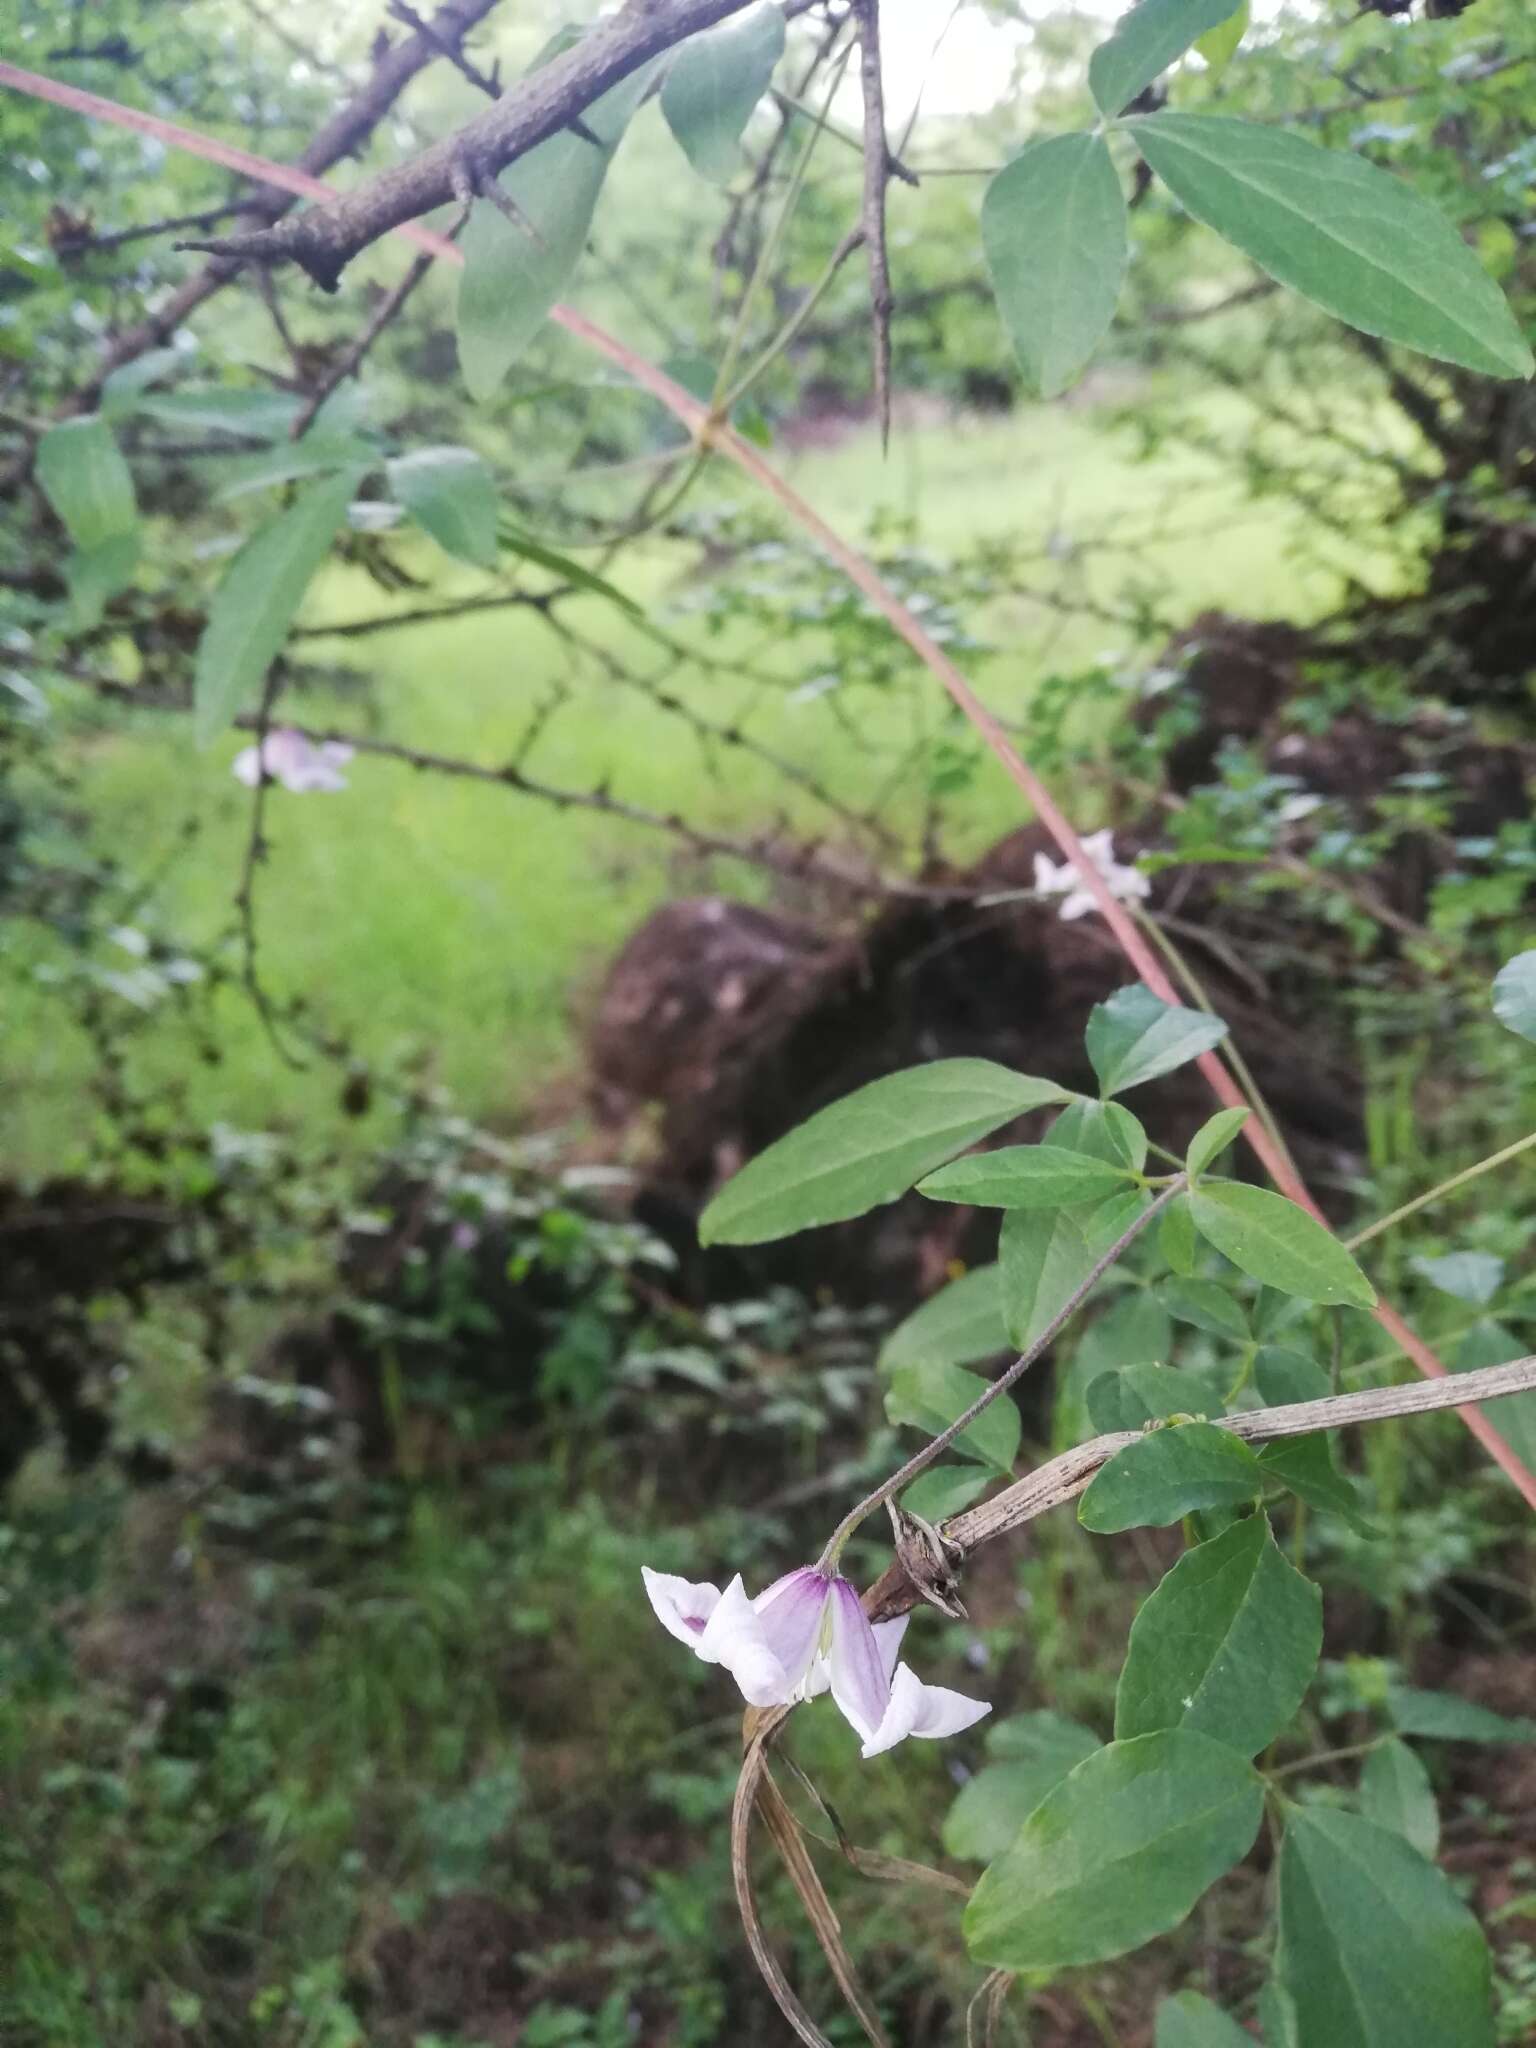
[
  {"left": 3, "top": 647, "right": 960, "bottom": 903},
  {"left": 853, "top": 0, "right": 894, "bottom": 449},
  {"left": 179, "top": 0, "right": 784, "bottom": 290},
  {"left": 0, "top": 0, "right": 503, "bottom": 455},
  {"left": 231, "top": 671, "right": 305, "bottom": 1069}
]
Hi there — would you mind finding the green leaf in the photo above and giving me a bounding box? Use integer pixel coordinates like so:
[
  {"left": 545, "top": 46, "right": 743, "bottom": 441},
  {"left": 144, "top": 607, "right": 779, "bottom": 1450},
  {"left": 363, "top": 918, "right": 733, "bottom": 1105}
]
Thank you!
[
  {"left": 1162, "top": 1275, "right": 1250, "bottom": 1343},
  {"left": 1195, "top": 0, "right": 1249, "bottom": 75},
  {"left": 1254, "top": 1349, "right": 1331, "bottom": 1406},
  {"left": 943, "top": 1713, "right": 1101, "bottom": 1862},
  {"left": 134, "top": 387, "right": 301, "bottom": 438},
  {"left": 1257, "top": 1435, "right": 1369, "bottom": 1528},
  {"left": 388, "top": 445, "right": 500, "bottom": 569},
  {"left": 1090, "top": 0, "right": 1248, "bottom": 117},
  {"left": 1079, "top": 1422, "right": 1262, "bottom": 1532},
  {"left": 1491, "top": 950, "right": 1536, "bottom": 1043},
  {"left": 981, "top": 133, "right": 1128, "bottom": 401},
  {"left": 1187, "top": 1182, "right": 1375, "bottom": 1308},
  {"left": 1161, "top": 1196, "right": 1198, "bottom": 1276},
  {"left": 900, "top": 1465, "right": 990, "bottom": 1524},
  {"left": 192, "top": 470, "right": 360, "bottom": 744},
  {"left": 1155, "top": 1990, "right": 1255, "bottom": 2048},
  {"left": 1086, "top": 985, "right": 1230, "bottom": 1097},
  {"left": 497, "top": 521, "right": 643, "bottom": 616},
  {"left": 919, "top": 1143, "right": 1135, "bottom": 1210},
  {"left": 886, "top": 1358, "right": 1019, "bottom": 1472},
  {"left": 1410, "top": 1251, "right": 1504, "bottom": 1308},
  {"left": 457, "top": 63, "right": 658, "bottom": 401},
  {"left": 700, "top": 1063, "right": 1066, "bottom": 1245},
  {"left": 1387, "top": 1685, "right": 1536, "bottom": 1744},
  {"left": 880, "top": 1265, "right": 1008, "bottom": 1376},
  {"left": 1088, "top": 1362, "right": 1211, "bottom": 1433},
  {"left": 1278, "top": 1807, "right": 1495, "bottom": 2048},
  {"left": 36, "top": 415, "right": 137, "bottom": 550},
  {"left": 98, "top": 346, "right": 183, "bottom": 418},
  {"left": 1259, "top": 1980, "right": 1300, "bottom": 2048},
  {"left": 1051, "top": 1099, "right": 1148, "bottom": 1173},
  {"left": 660, "top": 2, "right": 785, "bottom": 184},
  {"left": 1126, "top": 113, "right": 1535, "bottom": 381},
  {"left": 1000, "top": 1189, "right": 1146, "bottom": 1350},
  {"left": 1360, "top": 1739, "right": 1439, "bottom": 1862},
  {"left": 1116, "top": 1513, "right": 1320, "bottom": 1755},
  {"left": 64, "top": 532, "right": 139, "bottom": 630},
  {"left": 214, "top": 435, "right": 378, "bottom": 501},
  {"left": 1187, "top": 1107, "right": 1250, "bottom": 1178},
  {"left": 965, "top": 1729, "right": 1263, "bottom": 1971}
]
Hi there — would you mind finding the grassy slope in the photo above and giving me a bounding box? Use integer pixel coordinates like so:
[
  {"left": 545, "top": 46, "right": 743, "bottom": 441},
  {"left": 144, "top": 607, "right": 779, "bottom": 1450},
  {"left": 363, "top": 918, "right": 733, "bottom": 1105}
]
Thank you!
[{"left": 5, "top": 392, "right": 1394, "bottom": 1171}]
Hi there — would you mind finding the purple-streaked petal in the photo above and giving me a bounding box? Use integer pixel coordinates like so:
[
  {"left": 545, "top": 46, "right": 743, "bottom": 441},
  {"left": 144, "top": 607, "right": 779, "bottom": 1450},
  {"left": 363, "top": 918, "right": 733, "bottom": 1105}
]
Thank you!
[
  {"left": 752, "top": 1568, "right": 831, "bottom": 1691},
  {"left": 698, "top": 1574, "right": 792, "bottom": 1705},
  {"left": 641, "top": 1565, "right": 722, "bottom": 1649},
  {"left": 826, "top": 1578, "right": 891, "bottom": 1744},
  {"left": 861, "top": 1663, "right": 991, "bottom": 1759}
]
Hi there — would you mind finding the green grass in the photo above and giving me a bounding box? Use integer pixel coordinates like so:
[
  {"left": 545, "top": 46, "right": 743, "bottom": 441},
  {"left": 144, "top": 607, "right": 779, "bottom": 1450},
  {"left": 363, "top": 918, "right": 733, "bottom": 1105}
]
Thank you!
[{"left": 4, "top": 391, "right": 1398, "bottom": 1171}]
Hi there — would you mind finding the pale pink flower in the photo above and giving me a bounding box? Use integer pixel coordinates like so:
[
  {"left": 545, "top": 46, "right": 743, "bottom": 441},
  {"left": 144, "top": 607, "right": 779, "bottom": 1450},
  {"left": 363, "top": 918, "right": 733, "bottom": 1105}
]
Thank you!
[
  {"left": 232, "top": 728, "right": 353, "bottom": 793},
  {"left": 642, "top": 1563, "right": 989, "bottom": 1758},
  {"left": 1033, "top": 828, "right": 1150, "bottom": 922}
]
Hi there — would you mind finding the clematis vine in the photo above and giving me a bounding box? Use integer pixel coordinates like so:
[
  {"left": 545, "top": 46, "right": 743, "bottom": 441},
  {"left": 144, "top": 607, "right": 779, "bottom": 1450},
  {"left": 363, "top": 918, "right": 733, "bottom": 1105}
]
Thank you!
[
  {"left": 1033, "top": 827, "right": 1150, "bottom": 922},
  {"left": 643, "top": 1564, "right": 989, "bottom": 1758},
  {"left": 232, "top": 728, "right": 354, "bottom": 793}
]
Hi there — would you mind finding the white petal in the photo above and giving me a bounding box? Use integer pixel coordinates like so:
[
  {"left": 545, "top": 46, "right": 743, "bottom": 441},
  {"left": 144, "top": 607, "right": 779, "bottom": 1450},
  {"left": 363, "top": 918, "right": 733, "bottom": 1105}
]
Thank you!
[
  {"left": 231, "top": 745, "right": 263, "bottom": 787},
  {"left": 1081, "top": 827, "right": 1117, "bottom": 864},
  {"left": 641, "top": 1565, "right": 722, "bottom": 1650},
  {"left": 873, "top": 1614, "right": 909, "bottom": 1686},
  {"left": 699, "top": 1574, "right": 793, "bottom": 1705},
  {"left": 861, "top": 1663, "right": 990, "bottom": 1760},
  {"left": 1058, "top": 890, "right": 1095, "bottom": 921}
]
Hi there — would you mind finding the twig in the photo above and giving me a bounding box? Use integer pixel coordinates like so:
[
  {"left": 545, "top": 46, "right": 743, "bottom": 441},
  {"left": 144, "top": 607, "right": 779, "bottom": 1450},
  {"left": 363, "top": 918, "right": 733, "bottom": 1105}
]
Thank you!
[
  {"left": 853, "top": 0, "right": 894, "bottom": 451},
  {"left": 55, "top": 201, "right": 250, "bottom": 259},
  {"left": 290, "top": 217, "right": 460, "bottom": 440},
  {"left": 865, "top": 1353, "right": 1536, "bottom": 1620},
  {"left": 1346, "top": 1130, "right": 1536, "bottom": 1252},
  {"left": 817, "top": 1179, "right": 1187, "bottom": 1570},
  {"left": 387, "top": 0, "right": 500, "bottom": 97},
  {"left": 231, "top": 675, "right": 305, "bottom": 1069}
]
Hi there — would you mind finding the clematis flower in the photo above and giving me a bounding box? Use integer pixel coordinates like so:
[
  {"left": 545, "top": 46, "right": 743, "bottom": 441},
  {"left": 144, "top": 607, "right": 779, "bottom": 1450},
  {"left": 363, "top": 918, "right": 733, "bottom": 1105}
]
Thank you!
[
  {"left": 642, "top": 1564, "right": 989, "bottom": 1759},
  {"left": 1033, "top": 827, "right": 1150, "bottom": 922},
  {"left": 232, "top": 728, "right": 353, "bottom": 793}
]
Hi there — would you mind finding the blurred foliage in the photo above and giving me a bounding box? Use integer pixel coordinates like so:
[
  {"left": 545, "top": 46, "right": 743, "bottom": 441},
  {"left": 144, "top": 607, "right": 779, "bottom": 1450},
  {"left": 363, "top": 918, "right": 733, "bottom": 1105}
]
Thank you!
[{"left": 2, "top": 0, "right": 1536, "bottom": 2042}]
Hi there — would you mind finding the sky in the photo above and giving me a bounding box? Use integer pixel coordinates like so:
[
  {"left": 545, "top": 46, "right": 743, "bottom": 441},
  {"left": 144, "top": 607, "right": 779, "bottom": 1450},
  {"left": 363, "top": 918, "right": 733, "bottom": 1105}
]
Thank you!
[{"left": 877, "top": 1, "right": 1296, "bottom": 117}]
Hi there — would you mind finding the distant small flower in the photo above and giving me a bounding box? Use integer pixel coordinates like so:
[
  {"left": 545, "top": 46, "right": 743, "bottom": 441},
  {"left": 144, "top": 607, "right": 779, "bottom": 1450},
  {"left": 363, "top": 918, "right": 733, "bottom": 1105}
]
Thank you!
[
  {"left": 232, "top": 728, "right": 353, "bottom": 793},
  {"left": 642, "top": 1564, "right": 989, "bottom": 1758},
  {"left": 1033, "top": 828, "right": 1150, "bottom": 922}
]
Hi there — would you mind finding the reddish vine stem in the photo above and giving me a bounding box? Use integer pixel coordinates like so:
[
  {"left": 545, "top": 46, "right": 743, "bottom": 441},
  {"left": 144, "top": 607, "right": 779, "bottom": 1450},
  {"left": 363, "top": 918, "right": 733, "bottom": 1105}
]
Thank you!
[{"left": 3, "top": 67, "right": 1532, "bottom": 1510}]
